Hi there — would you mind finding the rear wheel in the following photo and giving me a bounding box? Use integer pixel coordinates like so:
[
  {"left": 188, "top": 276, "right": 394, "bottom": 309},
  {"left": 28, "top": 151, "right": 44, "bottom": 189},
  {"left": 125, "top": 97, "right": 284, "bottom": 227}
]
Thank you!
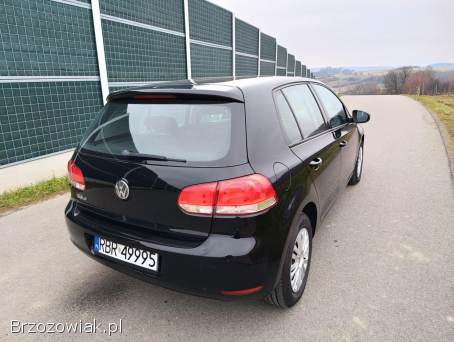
[
  {"left": 265, "top": 213, "right": 313, "bottom": 308},
  {"left": 349, "top": 143, "right": 364, "bottom": 185}
]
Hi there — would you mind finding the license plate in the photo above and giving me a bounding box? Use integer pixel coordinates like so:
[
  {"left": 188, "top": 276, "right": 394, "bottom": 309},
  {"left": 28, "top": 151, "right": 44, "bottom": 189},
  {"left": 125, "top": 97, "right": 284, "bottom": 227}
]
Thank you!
[{"left": 93, "top": 236, "right": 158, "bottom": 272}]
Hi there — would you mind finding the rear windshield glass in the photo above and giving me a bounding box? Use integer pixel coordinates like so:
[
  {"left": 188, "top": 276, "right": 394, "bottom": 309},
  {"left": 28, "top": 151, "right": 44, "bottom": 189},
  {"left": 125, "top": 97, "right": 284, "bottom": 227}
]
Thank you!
[{"left": 80, "top": 100, "right": 247, "bottom": 167}]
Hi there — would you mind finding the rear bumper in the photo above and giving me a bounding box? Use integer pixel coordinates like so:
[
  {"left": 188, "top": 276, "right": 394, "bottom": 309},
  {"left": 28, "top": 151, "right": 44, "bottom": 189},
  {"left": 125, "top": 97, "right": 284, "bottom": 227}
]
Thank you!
[{"left": 65, "top": 201, "right": 280, "bottom": 300}]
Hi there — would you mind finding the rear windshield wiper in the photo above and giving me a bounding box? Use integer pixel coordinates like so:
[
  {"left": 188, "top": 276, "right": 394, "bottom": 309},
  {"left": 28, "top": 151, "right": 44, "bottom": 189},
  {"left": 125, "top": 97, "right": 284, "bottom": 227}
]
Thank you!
[{"left": 120, "top": 150, "right": 187, "bottom": 163}]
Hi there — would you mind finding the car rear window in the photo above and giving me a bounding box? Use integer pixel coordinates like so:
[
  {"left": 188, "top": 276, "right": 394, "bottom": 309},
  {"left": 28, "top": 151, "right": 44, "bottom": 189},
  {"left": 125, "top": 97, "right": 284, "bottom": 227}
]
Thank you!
[{"left": 80, "top": 100, "right": 247, "bottom": 167}]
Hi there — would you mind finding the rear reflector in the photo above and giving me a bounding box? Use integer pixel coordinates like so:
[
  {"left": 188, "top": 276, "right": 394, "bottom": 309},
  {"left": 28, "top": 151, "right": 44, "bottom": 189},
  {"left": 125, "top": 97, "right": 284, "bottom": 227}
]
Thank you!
[
  {"left": 177, "top": 174, "right": 277, "bottom": 217},
  {"left": 67, "top": 160, "right": 85, "bottom": 191},
  {"left": 221, "top": 285, "right": 264, "bottom": 296}
]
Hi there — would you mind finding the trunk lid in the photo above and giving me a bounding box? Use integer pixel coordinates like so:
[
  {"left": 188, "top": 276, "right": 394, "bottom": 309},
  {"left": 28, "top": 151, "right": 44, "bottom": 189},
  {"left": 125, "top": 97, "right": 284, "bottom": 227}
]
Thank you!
[{"left": 71, "top": 95, "right": 249, "bottom": 246}]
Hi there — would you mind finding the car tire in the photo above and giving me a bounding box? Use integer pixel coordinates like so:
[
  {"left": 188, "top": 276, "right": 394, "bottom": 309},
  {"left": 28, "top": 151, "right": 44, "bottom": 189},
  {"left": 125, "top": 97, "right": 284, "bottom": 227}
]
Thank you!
[
  {"left": 265, "top": 213, "right": 313, "bottom": 308},
  {"left": 348, "top": 143, "right": 364, "bottom": 185}
]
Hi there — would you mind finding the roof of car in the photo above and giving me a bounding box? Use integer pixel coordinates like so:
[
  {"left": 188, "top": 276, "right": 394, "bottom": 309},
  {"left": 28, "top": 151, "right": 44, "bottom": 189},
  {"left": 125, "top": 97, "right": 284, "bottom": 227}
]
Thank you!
[{"left": 107, "top": 77, "right": 323, "bottom": 102}]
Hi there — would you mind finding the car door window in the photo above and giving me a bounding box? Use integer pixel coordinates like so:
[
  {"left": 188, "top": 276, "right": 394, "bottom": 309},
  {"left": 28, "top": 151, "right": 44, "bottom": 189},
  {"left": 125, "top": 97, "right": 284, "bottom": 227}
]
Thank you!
[
  {"left": 282, "top": 84, "right": 327, "bottom": 139},
  {"left": 312, "top": 84, "right": 348, "bottom": 128},
  {"left": 274, "top": 91, "right": 303, "bottom": 145}
]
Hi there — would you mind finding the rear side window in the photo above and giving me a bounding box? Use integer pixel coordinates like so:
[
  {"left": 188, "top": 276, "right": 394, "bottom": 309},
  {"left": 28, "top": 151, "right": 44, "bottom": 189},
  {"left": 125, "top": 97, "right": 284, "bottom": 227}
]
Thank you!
[
  {"left": 282, "top": 84, "right": 327, "bottom": 139},
  {"left": 80, "top": 100, "right": 247, "bottom": 167},
  {"left": 274, "top": 91, "right": 302, "bottom": 145},
  {"left": 312, "top": 84, "right": 348, "bottom": 128}
]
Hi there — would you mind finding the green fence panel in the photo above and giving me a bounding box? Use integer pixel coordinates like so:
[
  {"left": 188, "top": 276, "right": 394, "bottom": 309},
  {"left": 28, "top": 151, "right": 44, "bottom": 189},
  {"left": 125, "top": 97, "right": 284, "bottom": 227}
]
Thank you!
[
  {"left": 189, "top": 0, "right": 232, "bottom": 78},
  {"left": 276, "top": 45, "right": 287, "bottom": 68},
  {"left": 287, "top": 54, "right": 295, "bottom": 74},
  {"left": 276, "top": 68, "right": 286, "bottom": 76},
  {"left": 189, "top": 0, "right": 232, "bottom": 46},
  {"left": 102, "top": 20, "right": 186, "bottom": 82},
  {"left": 295, "top": 61, "right": 302, "bottom": 76},
  {"left": 191, "top": 43, "right": 232, "bottom": 79},
  {"left": 235, "top": 19, "right": 258, "bottom": 56},
  {"left": 260, "top": 61, "right": 275, "bottom": 76},
  {"left": 0, "top": 0, "right": 98, "bottom": 77},
  {"left": 260, "top": 33, "right": 276, "bottom": 61},
  {"left": 0, "top": 82, "right": 102, "bottom": 166},
  {"left": 236, "top": 55, "right": 258, "bottom": 78},
  {"left": 100, "top": 0, "right": 184, "bottom": 33}
]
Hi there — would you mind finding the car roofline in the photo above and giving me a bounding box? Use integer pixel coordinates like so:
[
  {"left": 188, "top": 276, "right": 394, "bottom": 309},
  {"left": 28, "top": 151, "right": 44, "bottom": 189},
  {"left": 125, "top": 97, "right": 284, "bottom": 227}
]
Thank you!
[{"left": 106, "top": 77, "right": 324, "bottom": 103}]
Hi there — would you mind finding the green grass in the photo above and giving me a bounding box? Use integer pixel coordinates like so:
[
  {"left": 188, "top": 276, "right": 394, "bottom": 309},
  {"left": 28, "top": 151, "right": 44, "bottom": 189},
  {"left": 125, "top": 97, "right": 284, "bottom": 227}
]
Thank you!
[
  {"left": 411, "top": 95, "right": 454, "bottom": 179},
  {"left": 410, "top": 95, "right": 454, "bottom": 144},
  {"left": 0, "top": 176, "right": 69, "bottom": 213}
]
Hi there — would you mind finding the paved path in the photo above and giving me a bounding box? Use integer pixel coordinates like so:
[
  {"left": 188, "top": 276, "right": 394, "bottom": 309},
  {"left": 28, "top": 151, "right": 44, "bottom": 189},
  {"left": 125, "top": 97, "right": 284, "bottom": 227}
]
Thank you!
[{"left": 1, "top": 95, "right": 453, "bottom": 341}]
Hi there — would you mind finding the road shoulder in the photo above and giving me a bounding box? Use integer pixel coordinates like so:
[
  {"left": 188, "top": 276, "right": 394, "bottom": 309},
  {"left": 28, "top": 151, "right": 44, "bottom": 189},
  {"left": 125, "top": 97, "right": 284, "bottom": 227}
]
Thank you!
[{"left": 409, "top": 96, "right": 454, "bottom": 186}]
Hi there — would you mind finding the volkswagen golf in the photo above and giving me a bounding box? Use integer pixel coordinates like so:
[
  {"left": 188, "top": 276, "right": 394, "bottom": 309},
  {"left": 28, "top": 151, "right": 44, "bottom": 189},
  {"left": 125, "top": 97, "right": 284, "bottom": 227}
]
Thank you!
[{"left": 65, "top": 77, "right": 370, "bottom": 308}]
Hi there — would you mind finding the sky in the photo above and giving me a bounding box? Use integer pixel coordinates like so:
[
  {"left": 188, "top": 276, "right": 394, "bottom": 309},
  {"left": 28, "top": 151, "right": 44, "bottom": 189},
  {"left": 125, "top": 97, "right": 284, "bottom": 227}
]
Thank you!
[{"left": 209, "top": 0, "right": 454, "bottom": 69}]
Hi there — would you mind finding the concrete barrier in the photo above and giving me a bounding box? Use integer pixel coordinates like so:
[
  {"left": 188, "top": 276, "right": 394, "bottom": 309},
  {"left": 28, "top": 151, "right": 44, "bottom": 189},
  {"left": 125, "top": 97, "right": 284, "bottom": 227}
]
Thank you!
[{"left": 0, "top": 150, "right": 73, "bottom": 193}]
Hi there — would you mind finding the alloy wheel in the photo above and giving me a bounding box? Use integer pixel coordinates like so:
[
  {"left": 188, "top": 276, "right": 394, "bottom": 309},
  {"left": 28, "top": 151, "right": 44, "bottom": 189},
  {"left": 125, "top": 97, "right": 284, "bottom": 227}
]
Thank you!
[{"left": 290, "top": 228, "right": 310, "bottom": 293}]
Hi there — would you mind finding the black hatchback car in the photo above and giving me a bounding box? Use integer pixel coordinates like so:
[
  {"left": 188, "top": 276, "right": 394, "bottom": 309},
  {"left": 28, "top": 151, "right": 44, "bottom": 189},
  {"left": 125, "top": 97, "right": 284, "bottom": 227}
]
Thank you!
[{"left": 65, "top": 77, "right": 370, "bottom": 308}]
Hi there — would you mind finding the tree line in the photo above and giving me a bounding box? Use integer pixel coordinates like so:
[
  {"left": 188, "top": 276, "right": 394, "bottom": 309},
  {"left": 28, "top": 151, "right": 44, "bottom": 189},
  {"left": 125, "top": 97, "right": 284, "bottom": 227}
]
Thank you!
[{"left": 383, "top": 67, "right": 453, "bottom": 95}]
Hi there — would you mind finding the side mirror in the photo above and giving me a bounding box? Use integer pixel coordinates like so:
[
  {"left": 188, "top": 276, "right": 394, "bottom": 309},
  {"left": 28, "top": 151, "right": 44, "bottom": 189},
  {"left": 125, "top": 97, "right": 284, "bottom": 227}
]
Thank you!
[{"left": 352, "top": 110, "right": 370, "bottom": 123}]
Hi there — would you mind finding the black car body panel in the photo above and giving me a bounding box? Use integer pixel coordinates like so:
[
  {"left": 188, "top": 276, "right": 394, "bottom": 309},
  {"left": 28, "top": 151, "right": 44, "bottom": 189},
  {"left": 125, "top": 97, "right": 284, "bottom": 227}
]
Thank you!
[
  {"left": 65, "top": 77, "right": 365, "bottom": 299},
  {"left": 71, "top": 152, "right": 254, "bottom": 245},
  {"left": 107, "top": 80, "right": 245, "bottom": 103}
]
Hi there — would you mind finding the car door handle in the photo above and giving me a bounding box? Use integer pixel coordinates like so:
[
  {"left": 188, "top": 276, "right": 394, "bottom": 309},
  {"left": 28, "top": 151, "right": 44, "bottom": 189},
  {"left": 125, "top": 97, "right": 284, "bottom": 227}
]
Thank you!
[
  {"left": 339, "top": 140, "right": 348, "bottom": 147},
  {"left": 309, "top": 158, "right": 323, "bottom": 170}
]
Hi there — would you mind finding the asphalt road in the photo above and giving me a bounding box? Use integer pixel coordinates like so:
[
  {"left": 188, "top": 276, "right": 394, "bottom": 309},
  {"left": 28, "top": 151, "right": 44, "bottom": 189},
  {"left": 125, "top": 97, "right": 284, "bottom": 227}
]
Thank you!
[{"left": 1, "top": 95, "right": 453, "bottom": 341}]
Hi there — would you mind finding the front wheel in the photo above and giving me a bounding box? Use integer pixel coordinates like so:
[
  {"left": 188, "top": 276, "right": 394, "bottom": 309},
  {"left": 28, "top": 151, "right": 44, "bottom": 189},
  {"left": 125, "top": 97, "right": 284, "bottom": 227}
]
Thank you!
[
  {"left": 265, "top": 213, "right": 313, "bottom": 308},
  {"left": 349, "top": 143, "right": 364, "bottom": 185}
]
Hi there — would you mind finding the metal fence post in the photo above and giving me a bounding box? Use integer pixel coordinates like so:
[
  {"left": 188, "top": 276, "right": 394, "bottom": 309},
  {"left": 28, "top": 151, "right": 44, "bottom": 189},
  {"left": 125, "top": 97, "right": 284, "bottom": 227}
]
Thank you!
[
  {"left": 232, "top": 14, "right": 236, "bottom": 79},
  {"left": 257, "top": 30, "right": 261, "bottom": 77},
  {"left": 274, "top": 42, "right": 278, "bottom": 76},
  {"left": 91, "top": 0, "right": 109, "bottom": 104},
  {"left": 183, "top": 0, "right": 192, "bottom": 80},
  {"left": 285, "top": 52, "right": 288, "bottom": 76}
]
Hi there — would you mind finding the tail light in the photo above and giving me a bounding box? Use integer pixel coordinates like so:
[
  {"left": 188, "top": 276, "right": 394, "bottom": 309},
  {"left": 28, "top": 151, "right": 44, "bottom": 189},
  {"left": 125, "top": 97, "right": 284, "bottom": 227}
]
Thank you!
[
  {"left": 178, "top": 174, "right": 277, "bottom": 217},
  {"left": 67, "top": 160, "right": 85, "bottom": 191}
]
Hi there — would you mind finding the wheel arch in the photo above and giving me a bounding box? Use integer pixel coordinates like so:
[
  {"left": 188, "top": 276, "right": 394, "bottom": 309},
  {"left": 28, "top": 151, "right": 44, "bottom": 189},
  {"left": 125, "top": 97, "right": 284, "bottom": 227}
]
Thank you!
[
  {"left": 272, "top": 182, "right": 319, "bottom": 290},
  {"left": 302, "top": 202, "right": 318, "bottom": 236}
]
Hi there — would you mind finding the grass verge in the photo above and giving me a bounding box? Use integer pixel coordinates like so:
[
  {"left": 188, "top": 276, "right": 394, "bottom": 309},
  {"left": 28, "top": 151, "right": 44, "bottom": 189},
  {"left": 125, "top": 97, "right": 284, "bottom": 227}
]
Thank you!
[
  {"left": 410, "top": 96, "right": 454, "bottom": 141},
  {"left": 0, "top": 176, "right": 69, "bottom": 214},
  {"left": 410, "top": 95, "right": 454, "bottom": 181}
]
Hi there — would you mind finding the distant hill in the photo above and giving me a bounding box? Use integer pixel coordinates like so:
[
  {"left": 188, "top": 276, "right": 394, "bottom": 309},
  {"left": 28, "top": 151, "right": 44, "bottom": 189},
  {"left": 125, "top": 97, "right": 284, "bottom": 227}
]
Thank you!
[
  {"left": 312, "top": 66, "right": 391, "bottom": 73},
  {"left": 314, "top": 62, "right": 454, "bottom": 95},
  {"left": 428, "top": 63, "right": 454, "bottom": 70},
  {"left": 313, "top": 63, "right": 454, "bottom": 74},
  {"left": 339, "top": 66, "right": 391, "bottom": 72}
]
